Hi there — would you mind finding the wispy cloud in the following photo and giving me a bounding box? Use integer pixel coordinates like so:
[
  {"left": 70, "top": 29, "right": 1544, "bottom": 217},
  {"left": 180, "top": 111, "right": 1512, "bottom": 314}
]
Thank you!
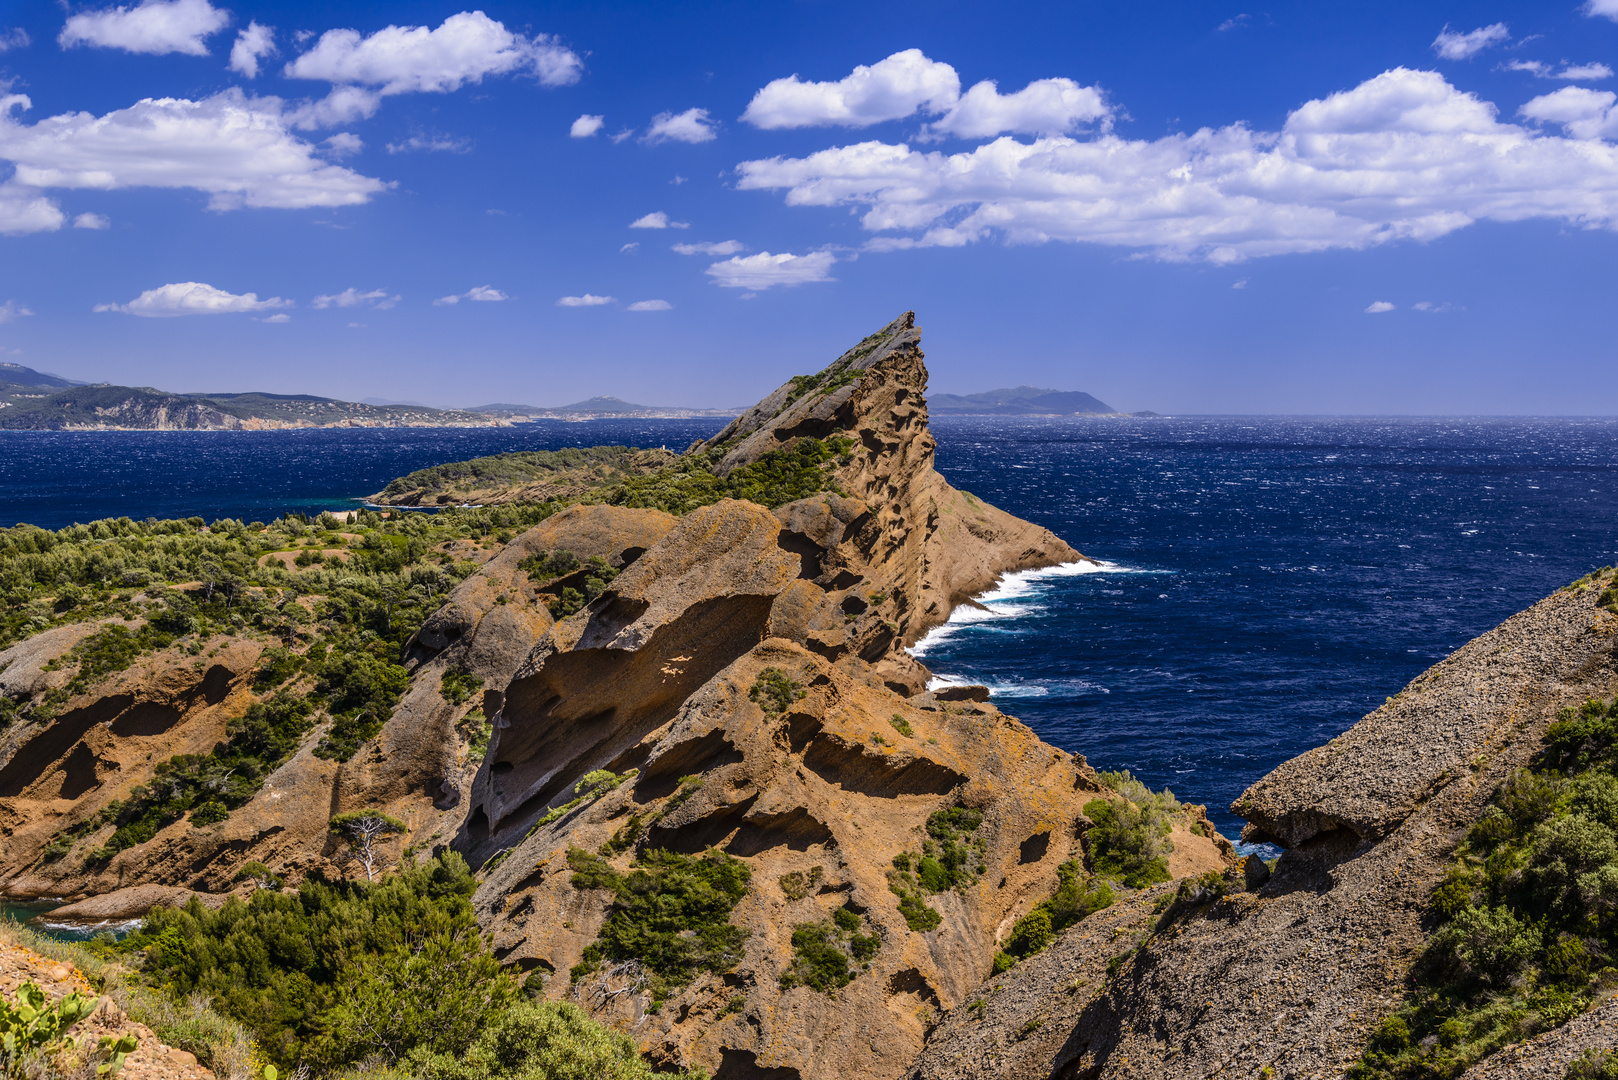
[
  {"left": 1365, "top": 300, "right": 1395, "bottom": 313},
  {"left": 0, "top": 299, "right": 33, "bottom": 324},
  {"left": 385, "top": 133, "right": 471, "bottom": 154},
  {"left": 313, "top": 287, "right": 399, "bottom": 309},
  {"left": 673, "top": 240, "right": 746, "bottom": 256},
  {"left": 1504, "top": 58, "right": 1614, "bottom": 81},
  {"left": 1432, "top": 23, "right": 1510, "bottom": 61},
  {"left": 556, "top": 293, "right": 614, "bottom": 306},
  {"left": 435, "top": 285, "right": 509, "bottom": 305},
  {"left": 627, "top": 299, "right": 672, "bottom": 311}
]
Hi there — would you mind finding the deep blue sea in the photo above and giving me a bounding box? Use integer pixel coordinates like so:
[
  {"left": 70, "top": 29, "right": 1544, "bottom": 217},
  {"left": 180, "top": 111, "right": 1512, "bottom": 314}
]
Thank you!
[{"left": 4, "top": 416, "right": 1616, "bottom": 842}]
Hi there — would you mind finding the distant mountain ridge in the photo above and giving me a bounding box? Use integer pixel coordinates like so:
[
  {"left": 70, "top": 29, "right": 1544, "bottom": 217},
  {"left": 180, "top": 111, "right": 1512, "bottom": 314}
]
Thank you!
[
  {"left": 470, "top": 395, "right": 738, "bottom": 419},
  {"left": 0, "top": 375, "right": 502, "bottom": 431},
  {"left": 929, "top": 385, "right": 1118, "bottom": 415},
  {"left": 0, "top": 362, "right": 82, "bottom": 390}
]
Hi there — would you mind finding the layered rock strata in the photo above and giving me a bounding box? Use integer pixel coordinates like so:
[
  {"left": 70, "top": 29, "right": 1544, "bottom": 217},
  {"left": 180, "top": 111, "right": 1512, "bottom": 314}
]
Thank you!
[{"left": 458, "top": 313, "right": 1231, "bottom": 1080}]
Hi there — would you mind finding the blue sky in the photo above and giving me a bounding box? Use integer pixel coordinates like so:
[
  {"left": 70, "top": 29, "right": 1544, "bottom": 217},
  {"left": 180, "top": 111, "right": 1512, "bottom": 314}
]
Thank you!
[{"left": 1, "top": 0, "right": 1617, "bottom": 414}]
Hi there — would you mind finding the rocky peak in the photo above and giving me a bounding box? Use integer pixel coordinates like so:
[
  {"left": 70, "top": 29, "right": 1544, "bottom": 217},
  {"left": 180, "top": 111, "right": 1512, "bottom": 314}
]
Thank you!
[{"left": 700, "top": 311, "right": 923, "bottom": 475}]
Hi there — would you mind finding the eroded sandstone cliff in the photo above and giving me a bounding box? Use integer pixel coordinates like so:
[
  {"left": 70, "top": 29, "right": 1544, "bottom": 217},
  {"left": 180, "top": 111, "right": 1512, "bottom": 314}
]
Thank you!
[{"left": 0, "top": 313, "right": 1241, "bottom": 1080}]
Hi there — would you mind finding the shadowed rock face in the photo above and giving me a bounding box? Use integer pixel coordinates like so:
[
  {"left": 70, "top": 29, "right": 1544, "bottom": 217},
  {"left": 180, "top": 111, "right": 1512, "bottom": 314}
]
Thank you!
[{"left": 460, "top": 314, "right": 1232, "bottom": 1080}]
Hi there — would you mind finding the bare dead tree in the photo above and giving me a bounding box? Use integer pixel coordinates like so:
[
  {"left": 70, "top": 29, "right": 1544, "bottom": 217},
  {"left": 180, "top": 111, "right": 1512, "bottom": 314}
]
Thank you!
[{"left": 329, "top": 810, "right": 406, "bottom": 881}]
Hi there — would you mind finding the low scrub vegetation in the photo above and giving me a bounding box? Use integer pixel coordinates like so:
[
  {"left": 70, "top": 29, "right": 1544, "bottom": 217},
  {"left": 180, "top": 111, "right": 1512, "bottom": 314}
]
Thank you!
[
  {"left": 888, "top": 807, "right": 989, "bottom": 932},
  {"left": 593, "top": 437, "right": 854, "bottom": 516},
  {"left": 0, "top": 917, "right": 251, "bottom": 1080},
  {"left": 1352, "top": 697, "right": 1618, "bottom": 1079},
  {"left": 779, "top": 907, "right": 881, "bottom": 994},
  {"left": 377, "top": 445, "right": 645, "bottom": 501},
  {"left": 567, "top": 847, "right": 752, "bottom": 1007},
  {"left": 60, "top": 852, "right": 702, "bottom": 1078},
  {"left": 749, "top": 667, "right": 806, "bottom": 716},
  {"left": 1084, "top": 770, "right": 1179, "bottom": 888},
  {"left": 994, "top": 860, "right": 1115, "bottom": 972}
]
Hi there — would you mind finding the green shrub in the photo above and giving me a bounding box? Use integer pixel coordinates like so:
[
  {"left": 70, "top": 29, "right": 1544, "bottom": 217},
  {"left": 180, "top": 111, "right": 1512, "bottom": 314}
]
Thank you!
[
  {"left": 439, "top": 669, "right": 484, "bottom": 707},
  {"left": 1083, "top": 796, "right": 1172, "bottom": 888},
  {"left": 1567, "top": 1049, "right": 1618, "bottom": 1080},
  {"left": 128, "top": 853, "right": 492, "bottom": 1069},
  {"left": 409, "top": 999, "right": 691, "bottom": 1080},
  {"left": 999, "top": 861, "right": 1114, "bottom": 968},
  {"left": 1351, "top": 696, "right": 1618, "bottom": 1079},
  {"left": 313, "top": 651, "right": 410, "bottom": 760},
  {"left": 593, "top": 437, "right": 853, "bottom": 516},
  {"left": 749, "top": 668, "right": 806, "bottom": 716},
  {"left": 887, "top": 807, "right": 988, "bottom": 932},
  {"left": 568, "top": 848, "right": 751, "bottom": 1005},
  {"left": 519, "top": 549, "right": 581, "bottom": 583},
  {"left": 889, "top": 714, "right": 914, "bottom": 738},
  {"left": 779, "top": 907, "right": 881, "bottom": 994}
]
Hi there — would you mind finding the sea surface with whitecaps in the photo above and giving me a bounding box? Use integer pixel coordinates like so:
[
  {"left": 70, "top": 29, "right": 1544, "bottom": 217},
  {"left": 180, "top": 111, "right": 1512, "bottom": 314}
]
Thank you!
[{"left": 4, "top": 415, "right": 1618, "bottom": 840}]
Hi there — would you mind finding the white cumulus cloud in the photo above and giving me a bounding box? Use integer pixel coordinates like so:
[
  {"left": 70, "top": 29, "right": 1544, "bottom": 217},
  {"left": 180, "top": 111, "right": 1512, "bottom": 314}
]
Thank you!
[
  {"left": 284, "top": 12, "right": 580, "bottom": 96},
  {"left": 95, "top": 281, "right": 291, "bottom": 317},
  {"left": 926, "top": 78, "right": 1110, "bottom": 139},
  {"left": 1432, "top": 23, "right": 1510, "bottom": 61},
  {"left": 59, "top": 0, "right": 229, "bottom": 56},
  {"left": 435, "top": 285, "right": 509, "bottom": 305},
  {"left": 736, "top": 67, "right": 1618, "bottom": 263},
  {"left": 1365, "top": 300, "right": 1396, "bottom": 313},
  {"left": 258, "top": 312, "right": 291, "bottom": 322},
  {"left": 0, "top": 299, "right": 33, "bottom": 323},
  {"left": 744, "top": 50, "right": 1110, "bottom": 140},
  {"left": 743, "top": 49, "right": 960, "bottom": 129},
  {"left": 556, "top": 293, "right": 614, "bottom": 306},
  {"left": 0, "top": 89, "right": 388, "bottom": 222},
  {"left": 570, "top": 114, "right": 604, "bottom": 137},
  {"left": 629, "top": 211, "right": 689, "bottom": 229},
  {"left": 0, "top": 28, "right": 31, "bottom": 53},
  {"left": 1519, "top": 86, "right": 1618, "bottom": 139},
  {"left": 0, "top": 182, "right": 66, "bottom": 234},
  {"left": 645, "top": 108, "right": 716, "bottom": 144},
  {"left": 627, "top": 299, "right": 672, "bottom": 311},
  {"left": 673, "top": 240, "right": 746, "bottom": 255},
  {"left": 322, "top": 132, "right": 363, "bottom": 156},
  {"left": 313, "top": 287, "right": 398, "bottom": 309},
  {"left": 1586, "top": 0, "right": 1618, "bottom": 20},
  {"left": 1559, "top": 63, "right": 1615, "bottom": 81},
  {"left": 705, "top": 251, "right": 835, "bottom": 290},
  {"left": 73, "top": 212, "right": 110, "bottom": 229},
  {"left": 229, "top": 21, "right": 276, "bottom": 78}
]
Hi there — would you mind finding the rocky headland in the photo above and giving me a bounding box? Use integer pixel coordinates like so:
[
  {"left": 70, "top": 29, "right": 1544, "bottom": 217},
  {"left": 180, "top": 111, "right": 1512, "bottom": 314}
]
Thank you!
[{"left": 1, "top": 312, "right": 1613, "bottom": 1080}]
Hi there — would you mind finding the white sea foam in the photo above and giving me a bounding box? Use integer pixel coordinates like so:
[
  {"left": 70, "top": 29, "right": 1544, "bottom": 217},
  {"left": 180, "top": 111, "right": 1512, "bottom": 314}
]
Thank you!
[
  {"left": 908, "top": 559, "right": 1143, "bottom": 684},
  {"left": 34, "top": 916, "right": 143, "bottom": 936}
]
